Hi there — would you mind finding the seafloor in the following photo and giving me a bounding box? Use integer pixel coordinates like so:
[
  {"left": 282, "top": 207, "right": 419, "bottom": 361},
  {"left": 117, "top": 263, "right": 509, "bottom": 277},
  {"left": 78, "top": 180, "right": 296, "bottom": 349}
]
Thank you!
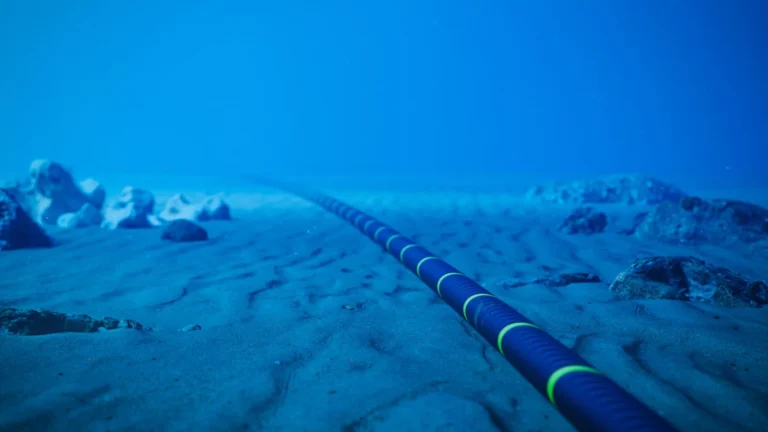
[{"left": 1, "top": 184, "right": 767, "bottom": 432}]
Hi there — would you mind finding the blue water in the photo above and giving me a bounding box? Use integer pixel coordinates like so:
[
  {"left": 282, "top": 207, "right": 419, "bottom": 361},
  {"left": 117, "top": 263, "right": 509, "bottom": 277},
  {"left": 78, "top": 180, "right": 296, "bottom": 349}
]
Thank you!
[{"left": 1, "top": 1, "right": 765, "bottom": 190}]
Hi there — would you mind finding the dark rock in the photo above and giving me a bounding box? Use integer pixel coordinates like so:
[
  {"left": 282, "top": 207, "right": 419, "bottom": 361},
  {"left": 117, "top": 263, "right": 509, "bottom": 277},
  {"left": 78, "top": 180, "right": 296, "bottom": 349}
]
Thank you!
[
  {"left": 559, "top": 207, "right": 608, "bottom": 235},
  {"left": 636, "top": 197, "right": 768, "bottom": 244},
  {"left": 161, "top": 219, "right": 208, "bottom": 242},
  {"left": 526, "top": 175, "right": 687, "bottom": 205},
  {"left": 181, "top": 324, "right": 202, "bottom": 331},
  {"left": 0, "top": 307, "right": 144, "bottom": 335},
  {"left": 0, "top": 188, "right": 53, "bottom": 250},
  {"left": 609, "top": 256, "right": 767, "bottom": 308}
]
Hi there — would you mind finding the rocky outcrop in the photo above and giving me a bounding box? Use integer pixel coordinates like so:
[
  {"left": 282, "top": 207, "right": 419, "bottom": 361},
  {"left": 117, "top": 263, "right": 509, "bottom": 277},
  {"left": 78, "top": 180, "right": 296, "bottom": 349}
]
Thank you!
[
  {"left": 159, "top": 193, "right": 232, "bottom": 222},
  {"left": 0, "top": 307, "right": 144, "bottom": 335},
  {"left": 559, "top": 207, "right": 607, "bottom": 235},
  {"left": 636, "top": 197, "right": 768, "bottom": 244},
  {"left": 26, "top": 160, "right": 105, "bottom": 226},
  {"left": 0, "top": 188, "right": 53, "bottom": 250},
  {"left": 609, "top": 256, "right": 768, "bottom": 308},
  {"left": 102, "top": 186, "right": 162, "bottom": 229},
  {"left": 161, "top": 219, "right": 208, "bottom": 242},
  {"left": 526, "top": 175, "right": 687, "bottom": 205},
  {"left": 9, "top": 160, "right": 105, "bottom": 228}
]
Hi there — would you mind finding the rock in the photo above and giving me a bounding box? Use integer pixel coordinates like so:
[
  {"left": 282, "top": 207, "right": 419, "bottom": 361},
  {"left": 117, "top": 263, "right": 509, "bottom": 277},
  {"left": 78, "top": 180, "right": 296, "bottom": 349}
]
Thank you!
[
  {"left": 181, "top": 324, "right": 202, "bottom": 331},
  {"left": 559, "top": 207, "right": 607, "bottom": 235},
  {"left": 56, "top": 202, "right": 103, "bottom": 229},
  {"left": 636, "top": 197, "right": 768, "bottom": 244},
  {"left": 0, "top": 307, "right": 144, "bottom": 335},
  {"left": 79, "top": 178, "right": 106, "bottom": 209},
  {"left": 161, "top": 219, "right": 208, "bottom": 242},
  {"left": 159, "top": 193, "right": 232, "bottom": 222},
  {"left": 15, "top": 160, "right": 104, "bottom": 228},
  {"left": 198, "top": 195, "right": 231, "bottom": 221},
  {"left": 0, "top": 188, "right": 53, "bottom": 250},
  {"left": 609, "top": 256, "right": 768, "bottom": 308},
  {"left": 102, "top": 186, "right": 162, "bottom": 229},
  {"left": 526, "top": 174, "right": 687, "bottom": 205}
]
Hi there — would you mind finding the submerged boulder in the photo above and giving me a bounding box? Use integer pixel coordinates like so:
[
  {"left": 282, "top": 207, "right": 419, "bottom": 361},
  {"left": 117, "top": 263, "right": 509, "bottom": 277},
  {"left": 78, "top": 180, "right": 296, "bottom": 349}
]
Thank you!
[
  {"left": 161, "top": 219, "right": 208, "bottom": 242},
  {"left": 159, "top": 193, "right": 232, "bottom": 222},
  {"left": 636, "top": 197, "right": 768, "bottom": 244},
  {"left": 559, "top": 207, "right": 608, "bottom": 235},
  {"left": 0, "top": 307, "right": 144, "bottom": 335},
  {"left": 13, "top": 160, "right": 104, "bottom": 228},
  {"left": 102, "top": 186, "right": 162, "bottom": 229},
  {"left": 0, "top": 188, "right": 53, "bottom": 250},
  {"left": 526, "top": 174, "right": 687, "bottom": 205},
  {"left": 609, "top": 256, "right": 768, "bottom": 308}
]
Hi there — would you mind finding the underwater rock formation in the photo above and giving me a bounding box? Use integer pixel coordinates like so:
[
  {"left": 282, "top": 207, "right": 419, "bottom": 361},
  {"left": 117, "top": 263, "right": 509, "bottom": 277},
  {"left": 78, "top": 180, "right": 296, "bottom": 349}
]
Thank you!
[
  {"left": 20, "top": 160, "right": 105, "bottom": 227},
  {"left": 0, "top": 307, "right": 144, "bottom": 335},
  {"left": 159, "top": 193, "right": 232, "bottom": 222},
  {"left": 525, "top": 174, "right": 687, "bottom": 205},
  {"left": 0, "top": 188, "right": 53, "bottom": 250},
  {"left": 102, "top": 186, "right": 162, "bottom": 229},
  {"left": 559, "top": 207, "right": 608, "bottom": 235},
  {"left": 161, "top": 219, "right": 208, "bottom": 242},
  {"left": 609, "top": 256, "right": 768, "bottom": 308},
  {"left": 636, "top": 197, "right": 768, "bottom": 244}
]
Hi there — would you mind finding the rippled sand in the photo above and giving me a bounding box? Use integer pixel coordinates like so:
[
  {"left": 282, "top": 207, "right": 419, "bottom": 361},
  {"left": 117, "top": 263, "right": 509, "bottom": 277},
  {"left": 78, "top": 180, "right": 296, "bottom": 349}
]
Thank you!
[{"left": 1, "top": 188, "right": 766, "bottom": 432}]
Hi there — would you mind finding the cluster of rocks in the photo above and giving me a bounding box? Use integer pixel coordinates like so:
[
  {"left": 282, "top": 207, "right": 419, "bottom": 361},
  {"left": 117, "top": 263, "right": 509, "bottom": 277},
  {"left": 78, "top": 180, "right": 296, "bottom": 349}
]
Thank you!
[
  {"left": 537, "top": 175, "right": 768, "bottom": 247},
  {"left": 0, "top": 307, "right": 144, "bottom": 336},
  {"left": 525, "top": 174, "right": 688, "bottom": 206},
  {"left": 609, "top": 256, "right": 767, "bottom": 308},
  {"left": 635, "top": 197, "right": 768, "bottom": 245},
  {"left": 0, "top": 159, "right": 234, "bottom": 249}
]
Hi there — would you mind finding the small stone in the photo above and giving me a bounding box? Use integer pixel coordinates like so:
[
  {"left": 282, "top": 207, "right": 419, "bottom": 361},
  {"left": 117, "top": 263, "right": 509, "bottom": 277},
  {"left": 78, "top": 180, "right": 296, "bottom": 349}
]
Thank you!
[{"left": 181, "top": 324, "right": 202, "bottom": 331}]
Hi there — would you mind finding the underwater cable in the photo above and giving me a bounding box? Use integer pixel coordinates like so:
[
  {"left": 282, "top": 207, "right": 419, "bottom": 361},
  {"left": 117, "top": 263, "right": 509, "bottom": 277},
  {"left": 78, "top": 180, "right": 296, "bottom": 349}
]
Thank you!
[{"left": 261, "top": 178, "right": 678, "bottom": 432}]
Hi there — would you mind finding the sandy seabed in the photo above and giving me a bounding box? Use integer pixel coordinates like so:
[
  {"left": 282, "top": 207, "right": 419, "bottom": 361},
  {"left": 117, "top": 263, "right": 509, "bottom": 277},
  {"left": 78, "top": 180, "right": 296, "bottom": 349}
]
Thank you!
[{"left": 1, "top": 187, "right": 767, "bottom": 432}]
